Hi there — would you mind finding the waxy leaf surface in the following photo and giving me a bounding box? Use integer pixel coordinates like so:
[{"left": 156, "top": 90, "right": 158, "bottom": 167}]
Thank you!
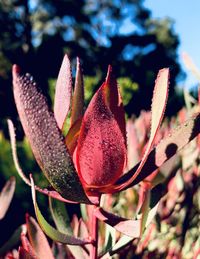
[
  {"left": 12, "top": 65, "right": 89, "bottom": 203},
  {"left": 54, "top": 54, "right": 72, "bottom": 130},
  {"left": 76, "top": 66, "right": 126, "bottom": 190},
  {"left": 116, "top": 68, "right": 169, "bottom": 191},
  {"left": 116, "top": 113, "right": 200, "bottom": 189}
]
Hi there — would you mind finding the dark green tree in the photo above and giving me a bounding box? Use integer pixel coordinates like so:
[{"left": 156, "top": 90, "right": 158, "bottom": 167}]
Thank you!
[{"left": 0, "top": 0, "right": 183, "bottom": 132}]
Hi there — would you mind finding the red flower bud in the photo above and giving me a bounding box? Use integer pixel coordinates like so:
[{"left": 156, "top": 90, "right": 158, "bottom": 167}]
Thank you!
[{"left": 76, "top": 66, "right": 127, "bottom": 192}]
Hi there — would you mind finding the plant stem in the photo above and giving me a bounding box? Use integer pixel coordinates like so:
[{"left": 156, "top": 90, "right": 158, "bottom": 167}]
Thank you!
[{"left": 91, "top": 205, "right": 98, "bottom": 259}]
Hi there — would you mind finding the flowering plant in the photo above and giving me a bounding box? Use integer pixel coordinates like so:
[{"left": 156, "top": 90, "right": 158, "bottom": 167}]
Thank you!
[{"left": 7, "top": 55, "right": 200, "bottom": 258}]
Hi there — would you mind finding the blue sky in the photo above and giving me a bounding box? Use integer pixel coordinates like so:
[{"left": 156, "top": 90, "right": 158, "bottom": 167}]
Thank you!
[{"left": 144, "top": 0, "right": 200, "bottom": 88}]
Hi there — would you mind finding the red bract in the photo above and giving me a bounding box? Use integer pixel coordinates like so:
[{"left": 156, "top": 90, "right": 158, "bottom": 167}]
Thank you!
[{"left": 76, "top": 66, "right": 127, "bottom": 192}]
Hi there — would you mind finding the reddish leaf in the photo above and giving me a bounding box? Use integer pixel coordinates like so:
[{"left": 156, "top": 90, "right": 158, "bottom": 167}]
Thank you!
[
  {"left": 114, "top": 68, "right": 169, "bottom": 191},
  {"left": 104, "top": 66, "right": 126, "bottom": 139},
  {"left": 182, "top": 52, "right": 200, "bottom": 81},
  {"left": 70, "top": 57, "right": 85, "bottom": 126},
  {"left": 0, "top": 177, "right": 16, "bottom": 220},
  {"left": 12, "top": 65, "right": 89, "bottom": 203},
  {"left": 126, "top": 119, "right": 140, "bottom": 171},
  {"left": 76, "top": 66, "right": 126, "bottom": 191},
  {"left": 26, "top": 215, "right": 55, "bottom": 259},
  {"left": 115, "top": 112, "right": 200, "bottom": 190},
  {"left": 54, "top": 54, "right": 72, "bottom": 130},
  {"left": 21, "top": 234, "right": 37, "bottom": 258},
  {"left": 18, "top": 247, "right": 36, "bottom": 259},
  {"left": 94, "top": 207, "right": 141, "bottom": 237}
]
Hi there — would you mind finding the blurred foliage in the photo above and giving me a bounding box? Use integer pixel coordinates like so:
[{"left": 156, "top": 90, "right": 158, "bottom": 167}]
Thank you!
[{"left": 0, "top": 0, "right": 185, "bottom": 134}]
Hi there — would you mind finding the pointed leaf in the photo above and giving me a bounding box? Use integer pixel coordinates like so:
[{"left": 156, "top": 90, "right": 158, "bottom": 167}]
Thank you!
[
  {"left": 12, "top": 65, "right": 89, "bottom": 203},
  {"left": 105, "top": 65, "right": 126, "bottom": 139},
  {"left": 31, "top": 176, "right": 92, "bottom": 245},
  {"left": 76, "top": 66, "right": 126, "bottom": 190},
  {"left": 115, "top": 68, "right": 169, "bottom": 191},
  {"left": 54, "top": 54, "right": 72, "bottom": 130},
  {"left": 49, "top": 197, "right": 86, "bottom": 259},
  {"left": 94, "top": 207, "right": 141, "bottom": 237},
  {"left": 182, "top": 52, "right": 200, "bottom": 81},
  {"left": 115, "top": 113, "right": 200, "bottom": 189},
  {"left": 26, "top": 215, "right": 55, "bottom": 259},
  {"left": 136, "top": 185, "right": 151, "bottom": 235},
  {"left": 8, "top": 119, "right": 80, "bottom": 204},
  {"left": 0, "top": 177, "right": 16, "bottom": 220},
  {"left": 71, "top": 57, "right": 85, "bottom": 126},
  {"left": 100, "top": 224, "right": 116, "bottom": 257}
]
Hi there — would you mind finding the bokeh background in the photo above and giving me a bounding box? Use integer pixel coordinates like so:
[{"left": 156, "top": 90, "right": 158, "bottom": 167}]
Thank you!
[{"left": 0, "top": 0, "right": 199, "bottom": 250}]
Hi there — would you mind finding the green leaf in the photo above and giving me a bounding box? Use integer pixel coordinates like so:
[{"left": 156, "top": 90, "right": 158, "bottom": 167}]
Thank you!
[
  {"left": 49, "top": 197, "right": 86, "bottom": 259},
  {"left": 108, "top": 235, "right": 134, "bottom": 256},
  {"left": 31, "top": 176, "right": 92, "bottom": 245}
]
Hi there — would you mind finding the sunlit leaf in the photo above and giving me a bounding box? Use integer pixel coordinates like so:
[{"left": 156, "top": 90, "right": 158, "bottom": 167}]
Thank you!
[
  {"left": 115, "top": 112, "right": 200, "bottom": 190},
  {"left": 107, "top": 235, "right": 134, "bottom": 257},
  {"left": 0, "top": 177, "right": 16, "bottom": 220},
  {"left": 182, "top": 52, "right": 200, "bottom": 81},
  {"left": 94, "top": 207, "right": 141, "bottom": 237},
  {"left": 71, "top": 57, "right": 85, "bottom": 126},
  {"left": 115, "top": 68, "right": 169, "bottom": 191},
  {"left": 54, "top": 54, "right": 72, "bottom": 130},
  {"left": 76, "top": 66, "right": 126, "bottom": 191}
]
